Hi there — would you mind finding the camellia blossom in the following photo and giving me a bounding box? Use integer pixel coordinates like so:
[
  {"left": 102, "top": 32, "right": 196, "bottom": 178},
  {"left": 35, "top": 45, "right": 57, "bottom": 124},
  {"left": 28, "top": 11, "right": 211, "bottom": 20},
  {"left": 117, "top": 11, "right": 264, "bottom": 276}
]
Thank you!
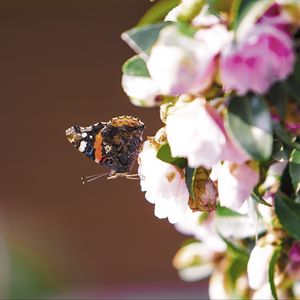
[
  {"left": 173, "top": 242, "right": 215, "bottom": 282},
  {"left": 138, "top": 140, "right": 189, "bottom": 223},
  {"left": 218, "top": 161, "right": 259, "bottom": 211},
  {"left": 220, "top": 23, "right": 295, "bottom": 94},
  {"left": 166, "top": 98, "right": 249, "bottom": 169},
  {"left": 121, "top": 74, "right": 161, "bottom": 107},
  {"left": 175, "top": 210, "right": 226, "bottom": 252},
  {"left": 247, "top": 243, "right": 276, "bottom": 289},
  {"left": 147, "top": 25, "right": 230, "bottom": 96}
]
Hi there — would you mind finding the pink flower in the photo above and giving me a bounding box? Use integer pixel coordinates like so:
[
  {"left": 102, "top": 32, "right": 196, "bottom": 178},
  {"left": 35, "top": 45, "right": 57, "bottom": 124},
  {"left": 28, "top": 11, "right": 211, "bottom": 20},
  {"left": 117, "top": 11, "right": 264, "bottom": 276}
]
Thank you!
[
  {"left": 287, "top": 242, "right": 300, "bottom": 280},
  {"left": 220, "top": 24, "right": 295, "bottom": 94},
  {"left": 218, "top": 162, "right": 259, "bottom": 211},
  {"left": 138, "top": 140, "right": 189, "bottom": 224},
  {"left": 166, "top": 98, "right": 249, "bottom": 169},
  {"left": 147, "top": 25, "right": 230, "bottom": 96}
]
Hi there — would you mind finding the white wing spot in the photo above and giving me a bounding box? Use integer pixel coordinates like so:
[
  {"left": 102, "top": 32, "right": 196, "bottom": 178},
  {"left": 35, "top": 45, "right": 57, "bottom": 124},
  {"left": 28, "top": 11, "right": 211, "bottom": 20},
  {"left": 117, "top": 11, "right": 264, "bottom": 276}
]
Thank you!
[
  {"left": 79, "top": 141, "right": 87, "bottom": 152},
  {"left": 82, "top": 132, "right": 87, "bottom": 138}
]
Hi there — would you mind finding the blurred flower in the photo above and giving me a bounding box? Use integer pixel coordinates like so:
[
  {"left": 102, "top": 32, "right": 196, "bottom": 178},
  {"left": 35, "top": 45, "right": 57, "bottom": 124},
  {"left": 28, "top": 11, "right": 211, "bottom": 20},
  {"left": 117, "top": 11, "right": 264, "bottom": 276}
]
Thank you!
[
  {"left": 173, "top": 242, "right": 216, "bottom": 282},
  {"left": 121, "top": 74, "right": 161, "bottom": 107},
  {"left": 175, "top": 210, "right": 226, "bottom": 252},
  {"left": 220, "top": 24, "right": 295, "bottom": 94},
  {"left": 216, "top": 213, "right": 265, "bottom": 240},
  {"left": 287, "top": 242, "right": 300, "bottom": 280},
  {"left": 138, "top": 140, "right": 189, "bottom": 223},
  {"left": 247, "top": 243, "right": 275, "bottom": 289},
  {"left": 165, "top": 3, "right": 220, "bottom": 27},
  {"left": 218, "top": 162, "right": 259, "bottom": 211},
  {"left": 257, "top": 2, "right": 292, "bottom": 33},
  {"left": 166, "top": 98, "right": 248, "bottom": 169},
  {"left": 209, "top": 269, "right": 232, "bottom": 300},
  {"left": 251, "top": 283, "right": 273, "bottom": 300},
  {"left": 147, "top": 25, "right": 230, "bottom": 96}
]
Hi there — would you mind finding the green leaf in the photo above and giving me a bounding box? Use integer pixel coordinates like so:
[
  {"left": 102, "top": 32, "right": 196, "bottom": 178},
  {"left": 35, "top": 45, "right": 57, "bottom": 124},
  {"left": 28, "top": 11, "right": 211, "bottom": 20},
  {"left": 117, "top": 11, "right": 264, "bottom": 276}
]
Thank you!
[
  {"left": 228, "top": 94, "right": 273, "bottom": 161},
  {"left": 286, "top": 75, "right": 300, "bottom": 104},
  {"left": 232, "top": 0, "right": 274, "bottom": 36},
  {"left": 121, "top": 22, "right": 172, "bottom": 56},
  {"left": 286, "top": 53, "right": 300, "bottom": 103},
  {"left": 176, "top": 20, "right": 197, "bottom": 37},
  {"left": 156, "top": 143, "right": 187, "bottom": 169},
  {"left": 185, "top": 166, "right": 196, "bottom": 199},
  {"left": 268, "top": 247, "right": 281, "bottom": 300},
  {"left": 216, "top": 205, "right": 243, "bottom": 217},
  {"left": 251, "top": 191, "right": 272, "bottom": 207},
  {"left": 221, "top": 235, "right": 249, "bottom": 260},
  {"left": 272, "top": 139, "right": 290, "bottom": 162},
  {"left": 267, "top": 82, "right": 288, "bottom": 118},
  {"left": 273, "top": 122, "right": 300, "bottom": 151},
  {"left": 227, "top": 257, "right": 247, "bottom": 290},
  {"left": 122, "top": 55, "right": 150, "bottom": 77},
  {"left": 137, "top": 0, "right": 180, "bottom": 26},
  {"left": 275, "top": 191, "right": 300, "bottom": 240},
  {"left": 290, "top": 149, "right": 300, "bottom": 194},
  {"left": 206, "top": 0, "right": 232, "bottom": 15}
]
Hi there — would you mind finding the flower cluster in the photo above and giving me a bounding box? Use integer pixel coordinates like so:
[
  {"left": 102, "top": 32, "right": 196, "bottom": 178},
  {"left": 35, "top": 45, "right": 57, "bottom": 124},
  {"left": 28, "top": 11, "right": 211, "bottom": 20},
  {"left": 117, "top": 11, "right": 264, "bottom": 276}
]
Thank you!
[{"left": 121, "top": 0, "right": 300, "bottom": 298}]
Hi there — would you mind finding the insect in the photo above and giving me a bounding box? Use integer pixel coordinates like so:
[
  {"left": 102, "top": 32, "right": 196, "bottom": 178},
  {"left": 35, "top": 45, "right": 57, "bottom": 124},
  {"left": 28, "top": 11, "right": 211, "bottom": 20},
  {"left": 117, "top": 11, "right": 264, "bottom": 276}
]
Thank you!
[{"left": 66, "top": 116, "right": 145, "bottom": 183}]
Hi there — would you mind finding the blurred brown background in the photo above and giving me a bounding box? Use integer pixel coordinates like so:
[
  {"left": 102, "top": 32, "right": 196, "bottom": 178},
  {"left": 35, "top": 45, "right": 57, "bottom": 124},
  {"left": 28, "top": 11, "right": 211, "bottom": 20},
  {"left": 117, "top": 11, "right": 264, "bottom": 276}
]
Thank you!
[{"left": 0, "top": 0, "right": 205, "bottom": 298}]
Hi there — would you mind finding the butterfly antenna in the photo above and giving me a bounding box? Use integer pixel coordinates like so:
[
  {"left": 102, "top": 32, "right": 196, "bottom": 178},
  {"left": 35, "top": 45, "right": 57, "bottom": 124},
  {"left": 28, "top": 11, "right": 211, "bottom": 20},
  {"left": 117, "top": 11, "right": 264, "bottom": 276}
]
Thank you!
[{"left": 81, "top": 172, "right": 109, "bottom": 184}]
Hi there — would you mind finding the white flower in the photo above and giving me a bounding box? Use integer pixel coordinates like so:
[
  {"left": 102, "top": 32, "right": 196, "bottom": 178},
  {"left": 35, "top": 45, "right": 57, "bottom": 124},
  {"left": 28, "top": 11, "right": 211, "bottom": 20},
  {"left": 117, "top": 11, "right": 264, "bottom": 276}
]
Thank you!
[
  {"left": 252, "top": 283, "right": 274, "bottom": 300},
  {"left": 121, "top": 74, "right": 160, "bottom": 107},
  {"left": 166, "top": 98, "right": 248, "bottom": 169},
  {"left": 218, "top": 162, "right": 259, "bottom": 211},
  {"left": 209, "top": 270, "right": 231, "bottom": 300},
  {"left": 173, "top": 242, "right": 215, "bottom": 282},
  {"left": 175, "top": 210, "right": 226, "bottom": 252},
  {"left": 147, "top": 25, "right": 230, "bottom": 95},
  {"left": 138, "top": 140, "right": 189, "bottom": 223},
  {"left": 216, "top": 214, "right": 265, "bottom": 240},
  {"left": 247, "top": 243, "right": 275, "bottom": 289},
  {"left": 166, "top": 98, "right": 226, "bottom": 168}
]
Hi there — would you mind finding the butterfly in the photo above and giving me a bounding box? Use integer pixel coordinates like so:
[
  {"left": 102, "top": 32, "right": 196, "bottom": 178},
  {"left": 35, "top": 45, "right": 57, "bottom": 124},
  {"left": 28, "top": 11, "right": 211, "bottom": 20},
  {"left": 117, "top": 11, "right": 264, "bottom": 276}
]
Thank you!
[{"left": 66, "top": 116, "right": 145, "bottom": 182}]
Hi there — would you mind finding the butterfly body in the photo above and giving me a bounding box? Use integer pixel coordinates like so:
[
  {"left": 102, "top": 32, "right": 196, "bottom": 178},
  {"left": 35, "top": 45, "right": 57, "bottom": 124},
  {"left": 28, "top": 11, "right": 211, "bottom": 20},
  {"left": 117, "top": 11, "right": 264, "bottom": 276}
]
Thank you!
[{"left": 66, "top": 116, "right": 144, "bottom": 177}]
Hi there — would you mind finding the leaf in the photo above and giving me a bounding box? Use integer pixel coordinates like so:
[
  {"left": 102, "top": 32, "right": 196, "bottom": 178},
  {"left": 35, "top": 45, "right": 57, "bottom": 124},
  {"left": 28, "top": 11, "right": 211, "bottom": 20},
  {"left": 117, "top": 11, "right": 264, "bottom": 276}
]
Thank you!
[
  {"left": 290, "top": 149, "right": 300, "bottom": 194},
  {"left": 122, "top": 55, "right": 150, "bottom": 77},
  {"left": 156, "top": 143, "right": 187, "bottom": 169},
  {"left": 273, "top": 122, "right": 300, "bottom": 151},
  {"left": 220, "top": 235, "right": 249, "bottom": 260},
  {"left": 137, "top": 0, "right": 180, "bottom": 26},
  {"left": 268, "top": 247, "right": 281, "bottom": 300},
  {"left": 267, "top": 82, "right": 288, "bottom": 118},
  {"left": 185, "top": 166, "right": 196, "bottom": 199},
  {"left": 228, "top": 94, "right": 273, "bottom": 161},
  {"left": 272, "top": 139, "right": 290, "bottom": 162},
  {"left": 275, "top": 191, "right": 300, "bottom": 240},
  {"left": 176, "top": 20, "right": 197, "bottom": 37},
  {"left": 231, "top": 0, "right": 273, "bottom": 34},
  {"left": 227, "top": 257, "right": 247, "bottom": 290},
  {"left": 286, "top": 53, "right": 300, "bottom": 103},
  {"left": 251, "top": 191, "right": 272, "bottom": 207},
  {"left": 216, "top": 205, "right": 243, "bottom": 217},
  {"left": 286, "top": 75, "right": 300, "bottom": 104},
  {"left": 121, "top": 22, "right": 172, "bottom": 58}
]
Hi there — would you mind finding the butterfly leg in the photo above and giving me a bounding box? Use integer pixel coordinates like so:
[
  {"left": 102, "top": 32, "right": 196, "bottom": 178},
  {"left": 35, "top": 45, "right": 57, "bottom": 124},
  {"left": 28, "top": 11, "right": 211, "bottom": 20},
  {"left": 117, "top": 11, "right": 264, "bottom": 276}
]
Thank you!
[{"left": 125, "top": 174, "right": 140, "bottom": 180}]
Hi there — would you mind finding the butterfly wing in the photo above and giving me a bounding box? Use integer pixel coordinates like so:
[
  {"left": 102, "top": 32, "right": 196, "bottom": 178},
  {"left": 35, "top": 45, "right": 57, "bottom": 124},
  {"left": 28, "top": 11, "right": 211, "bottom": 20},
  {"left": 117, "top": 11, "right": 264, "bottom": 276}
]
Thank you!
[
  {"left": 66, "top": 116, "right": 144, "bottom": 174},
  {"left": 65, "top": 122, "right": 105, "bottom": 162},
  {"left": 100, "top": 116, "right": 144, "bottom": 174}
]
